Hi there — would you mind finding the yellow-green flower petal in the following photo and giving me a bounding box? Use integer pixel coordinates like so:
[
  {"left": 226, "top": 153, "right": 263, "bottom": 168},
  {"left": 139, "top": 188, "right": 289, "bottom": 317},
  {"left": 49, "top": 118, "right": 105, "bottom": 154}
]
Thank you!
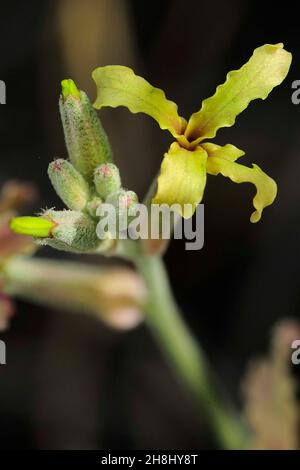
[
  {"left": 202, "top": 142, "right": 245, "bottom": 162},
  {"left": 10, "top": 216, "right": 55, "bottom": 237},
  {"left": 206, "top": 157, "right": 277, "bottom": 223},
  {"left": 92, "top": 65, "right": 186, "bottom": 139},
  {"left": 185, "top": 44, "right": 292, "bottom": 144},
  {"left": 152, "top": 142, "right": 207, "bottom": 219}
]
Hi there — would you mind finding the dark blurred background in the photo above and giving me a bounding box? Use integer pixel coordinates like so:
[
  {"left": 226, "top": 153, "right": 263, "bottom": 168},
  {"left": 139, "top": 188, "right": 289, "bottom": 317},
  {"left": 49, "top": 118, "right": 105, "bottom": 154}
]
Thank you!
[{"left": 0, "top": 0, "right": 299, "bottom": 449}]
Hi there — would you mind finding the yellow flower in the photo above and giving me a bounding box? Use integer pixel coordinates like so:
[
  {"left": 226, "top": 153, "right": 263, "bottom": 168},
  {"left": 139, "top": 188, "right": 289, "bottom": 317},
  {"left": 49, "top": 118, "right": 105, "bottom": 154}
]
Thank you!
[{"left": 92, "top": 43, "right": 291, "bottom": 221}]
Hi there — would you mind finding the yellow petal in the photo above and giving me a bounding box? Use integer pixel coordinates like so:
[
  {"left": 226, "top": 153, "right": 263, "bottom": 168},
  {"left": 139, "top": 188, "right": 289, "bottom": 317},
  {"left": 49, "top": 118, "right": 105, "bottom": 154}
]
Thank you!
[{"left": 152, "top": 142, "right": 207, "bottom": 218}]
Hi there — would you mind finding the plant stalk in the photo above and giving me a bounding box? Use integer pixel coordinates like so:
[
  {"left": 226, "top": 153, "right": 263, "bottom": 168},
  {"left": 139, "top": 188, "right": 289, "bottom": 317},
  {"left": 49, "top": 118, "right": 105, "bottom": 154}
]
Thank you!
[{"left": 132, "top": 250, "right": 249, "bottom": 449}]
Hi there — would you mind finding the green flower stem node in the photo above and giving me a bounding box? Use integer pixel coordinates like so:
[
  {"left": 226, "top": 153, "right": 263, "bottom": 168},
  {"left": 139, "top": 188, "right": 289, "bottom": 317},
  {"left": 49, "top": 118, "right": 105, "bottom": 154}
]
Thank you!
[
  {"left": 59, "top": 79, "right": 113, "bottom": 182},
  {"left": 10, "top": 216, "right": 55, "bottom": 238},
  {"left": 94, "top": 163, "right": 121, "bottom": 199},
  {"left": 38, "top": 210, "right": 100, "bottom": 253},
  {"left": 48, "top": 159, "right": 90, "bottom": 210}
]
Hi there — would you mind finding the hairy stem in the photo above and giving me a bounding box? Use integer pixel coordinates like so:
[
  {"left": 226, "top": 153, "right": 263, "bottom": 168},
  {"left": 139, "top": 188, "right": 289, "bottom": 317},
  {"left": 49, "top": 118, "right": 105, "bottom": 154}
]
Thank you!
[{"left": 132, "top": 249, "right": 249, "bottom": 449}]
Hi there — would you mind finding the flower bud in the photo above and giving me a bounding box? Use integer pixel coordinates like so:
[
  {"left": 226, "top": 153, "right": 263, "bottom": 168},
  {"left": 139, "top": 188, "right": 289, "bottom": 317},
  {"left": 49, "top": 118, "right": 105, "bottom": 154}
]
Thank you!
[
  {"left": 10, "top": 216, "right": 55, "bottom": 238},
  {"left": 94, "top": 163, "right": 121, "bottom": 199},
  {"left": 86, "top": 196, "right": 102, "bottom": 218},
  {"left": 59, "top": 79, "right": 112, "bottom": 182},
  {"left": 106, "top": 189, "right": 138, "bottom": 216},
  {"left": 38, "top": 210, "right": 100, "bottom": 253},
  {"left": 104, "top": 189, "right": 138, "bottom": 233},
  {"left": 48, "top": 159, "right": 90, "bottom": 210}
]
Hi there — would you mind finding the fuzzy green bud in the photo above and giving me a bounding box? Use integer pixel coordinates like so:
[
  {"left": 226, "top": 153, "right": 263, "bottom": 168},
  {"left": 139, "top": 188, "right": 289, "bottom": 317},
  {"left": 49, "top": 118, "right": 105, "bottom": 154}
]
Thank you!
[
  {"left": 59, "top": 79, "right": 112, "bottom": 182},
  {"left": 94, "top": 163, "right": 121, "bottom": 199},
  {"left": 38, "top": 210, "right": 100, "bottom": 253},
  {"left": 105, "top": 189, "right": 139, "bottom": 232},
  {"left": 48, "top": 159, "right": 90, "bottom": 210},
  {"left": 86, "top": 196, "right": 102, "bottom": 218}
]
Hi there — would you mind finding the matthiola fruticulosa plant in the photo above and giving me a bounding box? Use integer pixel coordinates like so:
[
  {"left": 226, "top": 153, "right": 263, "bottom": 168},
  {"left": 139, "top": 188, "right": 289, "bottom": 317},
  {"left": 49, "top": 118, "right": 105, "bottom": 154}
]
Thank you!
[{"left": 8, "top": 43, "right": 292, "bottom": 449}]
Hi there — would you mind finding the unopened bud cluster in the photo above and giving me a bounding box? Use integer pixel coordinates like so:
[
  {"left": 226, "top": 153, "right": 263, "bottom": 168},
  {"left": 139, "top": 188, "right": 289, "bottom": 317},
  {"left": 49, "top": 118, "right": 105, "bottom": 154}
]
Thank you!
[{"left": 10, "top": 79, "right": 138, "bottom": 254}]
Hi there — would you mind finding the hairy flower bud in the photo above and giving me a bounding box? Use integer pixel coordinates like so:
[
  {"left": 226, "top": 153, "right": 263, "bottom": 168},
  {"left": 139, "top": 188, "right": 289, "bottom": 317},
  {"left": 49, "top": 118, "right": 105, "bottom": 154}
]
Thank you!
[
  {"left": 38, "top": 210, "right": 101, "bottom": 253},
  {"left": 48, "top": 159, "right": 90, "bottom": 210},
  {"left": 94, "top": 163, "right": 121, "bottom": 199},
  {"left": 104, "top": 189, "right": 139, "bottom": 233},
  {"left": 86, "top": 196, "right": 102, "bottom": 218},
  {"left": 59, "top": 79, "right": 112, "bottom": 181}
]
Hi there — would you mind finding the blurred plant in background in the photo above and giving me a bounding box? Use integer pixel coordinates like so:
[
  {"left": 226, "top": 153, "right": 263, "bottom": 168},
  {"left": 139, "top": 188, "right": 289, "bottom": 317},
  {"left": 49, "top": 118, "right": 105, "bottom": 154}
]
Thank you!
[{"left": 0, "top": 181, "right": 37, "bottom": 330}]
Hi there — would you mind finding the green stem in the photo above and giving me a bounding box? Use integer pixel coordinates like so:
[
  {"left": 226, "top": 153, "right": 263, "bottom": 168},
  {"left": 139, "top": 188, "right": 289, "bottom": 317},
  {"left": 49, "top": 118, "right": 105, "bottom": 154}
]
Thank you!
[{"left": 132, "top": 250, "right": 249, "bottom": 449}]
